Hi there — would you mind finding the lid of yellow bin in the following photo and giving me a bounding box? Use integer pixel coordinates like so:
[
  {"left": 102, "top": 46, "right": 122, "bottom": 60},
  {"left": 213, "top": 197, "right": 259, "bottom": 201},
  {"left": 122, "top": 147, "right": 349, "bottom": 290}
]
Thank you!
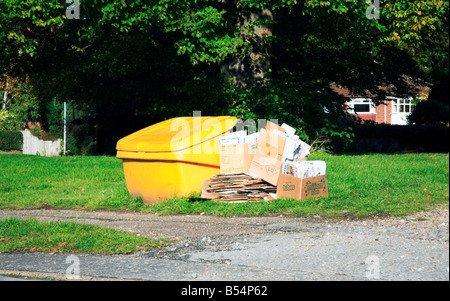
[{"left": 116, "top": 116, "right": 237, "bottom": 153}]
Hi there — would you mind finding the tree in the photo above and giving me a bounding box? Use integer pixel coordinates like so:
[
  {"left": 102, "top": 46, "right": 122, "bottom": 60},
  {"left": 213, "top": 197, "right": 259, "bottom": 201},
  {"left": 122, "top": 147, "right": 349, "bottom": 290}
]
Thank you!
[
  {"left": 1, "top": 0, "right": 448, "bottom": 153},
  {"left": 408, "top": 55, "right": 449, "bottom": 126},
  {"left": 408, "top": 99, "right": 448, "bottom": 126},
  {"left": 0, "top": 74, "right": 40, "bottom": 130}
]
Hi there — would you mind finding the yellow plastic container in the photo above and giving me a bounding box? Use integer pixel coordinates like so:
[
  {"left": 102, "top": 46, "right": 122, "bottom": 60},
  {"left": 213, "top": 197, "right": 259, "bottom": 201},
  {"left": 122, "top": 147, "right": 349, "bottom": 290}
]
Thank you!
[{"left": 116, "top": 116, "right": 237, "bottom": 203}]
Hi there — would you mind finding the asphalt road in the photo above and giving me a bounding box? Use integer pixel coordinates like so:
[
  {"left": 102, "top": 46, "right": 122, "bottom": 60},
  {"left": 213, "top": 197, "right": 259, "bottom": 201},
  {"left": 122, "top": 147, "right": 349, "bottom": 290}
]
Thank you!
[{"left": 0, "top": 208, "right": 448, "bottom": 281}]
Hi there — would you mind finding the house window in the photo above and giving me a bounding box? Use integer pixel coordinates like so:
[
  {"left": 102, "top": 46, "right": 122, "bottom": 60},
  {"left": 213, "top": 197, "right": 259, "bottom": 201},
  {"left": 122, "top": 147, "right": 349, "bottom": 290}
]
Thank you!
[
  {"left": 391, "top": 98, "right": 414, "bottom": 113},
  {"left": 353, "top": 104, "right": 371, "bottom": 113},
  {"left": 348, "top": 98, "right": 375, "bottom": 114}
]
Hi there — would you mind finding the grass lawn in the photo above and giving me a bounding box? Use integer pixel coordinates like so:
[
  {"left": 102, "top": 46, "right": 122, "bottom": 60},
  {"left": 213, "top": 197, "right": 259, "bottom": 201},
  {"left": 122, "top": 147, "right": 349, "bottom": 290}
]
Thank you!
[
  {"left": 0, "top": 153, "right": 448, "bottom": 218},
  {"left": 0, "top": 218, "right": 168, "bottom": 254}
]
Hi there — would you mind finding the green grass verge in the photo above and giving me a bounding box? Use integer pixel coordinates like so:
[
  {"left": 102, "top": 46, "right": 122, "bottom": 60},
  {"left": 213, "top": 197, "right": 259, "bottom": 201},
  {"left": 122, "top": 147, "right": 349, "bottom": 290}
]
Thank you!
[
  {"left": 0, "top": 218, "right": 169, "bottom": 254},
  {"left": 0, "top": 153, "right": 448, "bottom": 218},
  {"left": 0, "top": 155, "right": 142, "bottom": 211}
]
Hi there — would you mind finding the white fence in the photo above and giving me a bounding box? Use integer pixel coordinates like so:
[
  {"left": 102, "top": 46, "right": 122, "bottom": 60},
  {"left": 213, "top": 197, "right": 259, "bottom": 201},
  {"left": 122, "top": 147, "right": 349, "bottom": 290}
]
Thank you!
[{"left": 21, "top": 129, "right": 61, "bottom": 157}]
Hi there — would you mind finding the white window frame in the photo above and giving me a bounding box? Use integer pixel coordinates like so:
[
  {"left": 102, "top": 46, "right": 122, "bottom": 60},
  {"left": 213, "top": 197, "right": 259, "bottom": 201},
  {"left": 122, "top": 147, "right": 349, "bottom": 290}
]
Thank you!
[
  {"left": 347, "top": 98, "right": 376, "bottom": 114},
  {"left": 388, "top": 97, "right": 414, "bottom": 114}
]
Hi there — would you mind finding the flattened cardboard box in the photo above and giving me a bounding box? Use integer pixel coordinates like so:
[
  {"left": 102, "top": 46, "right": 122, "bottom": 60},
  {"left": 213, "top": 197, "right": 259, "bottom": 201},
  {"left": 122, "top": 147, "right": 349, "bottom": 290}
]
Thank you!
[
  {"left": 276, "top": 174, "right": 328, "bottom": 200},
  {"left": 220, "top": 143, "right": 256, "bottom": 173},
  {"left": 249, "top": 129, "right": 286, "bottom": 186}
]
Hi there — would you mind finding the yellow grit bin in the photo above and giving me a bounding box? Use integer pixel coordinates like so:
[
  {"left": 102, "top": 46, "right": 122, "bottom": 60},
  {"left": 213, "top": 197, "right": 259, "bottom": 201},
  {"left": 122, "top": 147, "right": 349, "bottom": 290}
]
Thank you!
[{"left": 116, "top": 116, "right": 237, "bottom": 203}]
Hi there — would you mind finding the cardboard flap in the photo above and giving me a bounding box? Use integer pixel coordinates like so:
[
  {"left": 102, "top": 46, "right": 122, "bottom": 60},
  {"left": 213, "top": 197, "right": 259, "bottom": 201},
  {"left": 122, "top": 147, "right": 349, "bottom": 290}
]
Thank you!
[
  {"left": 266, "top": 120, "right": 286, "bottom": 133},
  {"left": 257, "top": 128, "right": 286, "bottom": 160},
  {"left": 249, "top": 150, "right": 283, "bottom": 186},
  {"left": 219, "top": 143, "right": 256, "bottom": 174}
]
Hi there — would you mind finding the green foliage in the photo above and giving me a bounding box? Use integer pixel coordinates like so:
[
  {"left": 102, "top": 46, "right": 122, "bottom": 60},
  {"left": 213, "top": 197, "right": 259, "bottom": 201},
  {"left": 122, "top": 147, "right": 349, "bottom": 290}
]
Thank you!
[
  {"left": 0, "top": 130, "right": 22, "bottom": 151},
  {"left": 0, "top": 77, "right": 41, "bottom": 130},
  {"left": 1, "top": 0, "right": 447, "bottom": 77},
  {"left": 68, "top": 122, "right": 98, "bottom": 156},
  {"left": 0, "top": 110, "right": 22, "bottom": 130},
  {"left": 40, "top": 98, "right": 64, "bottom": 137},
  {"left": 0, "top": 0, "right": 448, "bottom": 153},
  {"left": 29, "top": 126, "right": 58, "bottom": 141},
  {"left": 408, "top": 99, "right": 449, "bottom": 126},
  {"left": 409, "top": 57, "right": 450, "bottom": 126},
  {"left": 225, "top": 77, "right": 354, "bottom": 150},
  {"left": 7, "top": 81, "right": 40, "bottom": 124}
]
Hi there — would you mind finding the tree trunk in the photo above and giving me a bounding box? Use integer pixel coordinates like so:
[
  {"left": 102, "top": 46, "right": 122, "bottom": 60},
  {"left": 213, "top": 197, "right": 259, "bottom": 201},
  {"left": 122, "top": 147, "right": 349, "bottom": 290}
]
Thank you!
[
  {"left": 2, "top": 81, "right": 8, "bottom": 110},
  {"left": 219, "top": 2, "right": 273, "bottom": 89}
]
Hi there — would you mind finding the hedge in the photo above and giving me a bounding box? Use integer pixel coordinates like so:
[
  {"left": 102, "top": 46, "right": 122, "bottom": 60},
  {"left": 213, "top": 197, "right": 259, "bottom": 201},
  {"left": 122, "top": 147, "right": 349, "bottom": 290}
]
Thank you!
[
  {"left": 0, "top": 130, "right": 23, "bottom": 151},
  {"left": 346, "top": 123, "right": 449, "bottom": 153}
]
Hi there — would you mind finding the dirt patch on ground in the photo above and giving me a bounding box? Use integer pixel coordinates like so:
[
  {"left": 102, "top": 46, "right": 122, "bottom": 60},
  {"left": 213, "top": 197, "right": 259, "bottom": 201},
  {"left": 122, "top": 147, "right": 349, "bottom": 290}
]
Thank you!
[
  {"left": 0, "top": 206, "right": 448, "bottom": 241},
  {"left": 0, "top": 209, "right": 309, "bottom": 239},
  {"left": 0, "top": 150, "right": 22, "bottom": 154}
]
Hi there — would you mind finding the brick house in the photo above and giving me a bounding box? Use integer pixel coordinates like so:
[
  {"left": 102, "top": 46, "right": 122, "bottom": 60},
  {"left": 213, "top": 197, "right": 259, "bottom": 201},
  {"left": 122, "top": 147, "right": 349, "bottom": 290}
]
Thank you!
[{"left": 331, "top": 84, "right": 430, "bottom": 125}]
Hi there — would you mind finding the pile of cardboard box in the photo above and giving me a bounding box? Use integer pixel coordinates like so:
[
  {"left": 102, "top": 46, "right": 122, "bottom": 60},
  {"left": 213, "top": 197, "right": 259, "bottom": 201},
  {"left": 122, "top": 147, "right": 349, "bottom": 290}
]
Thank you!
[
  {"left": 200, "top": 173, "right": 277, "bottom": 202},
  {"left": 201, "top": 121, "right": 328, "bottom": 202}
]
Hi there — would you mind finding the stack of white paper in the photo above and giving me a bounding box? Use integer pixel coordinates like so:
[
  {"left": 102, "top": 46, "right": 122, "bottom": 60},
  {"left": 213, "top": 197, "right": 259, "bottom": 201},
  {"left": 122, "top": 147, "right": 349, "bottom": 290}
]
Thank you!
[
  {"left": 273, "top": 123, "right": 311, "bottom": 162},
  {"left": 282, "top": 160, "right": 326, "bottom": 179},
  {"left": 244, "top": 132, "right": 260, "bottom": 144},
  {"left": 281, "top": 123, "right": 296, "bottom": 137},
  {"left": 219, "top": 130, "right": 247, "bottom": 145},
  {"left": 220, "top": 121, "right": 311, "bottom": 161}
]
